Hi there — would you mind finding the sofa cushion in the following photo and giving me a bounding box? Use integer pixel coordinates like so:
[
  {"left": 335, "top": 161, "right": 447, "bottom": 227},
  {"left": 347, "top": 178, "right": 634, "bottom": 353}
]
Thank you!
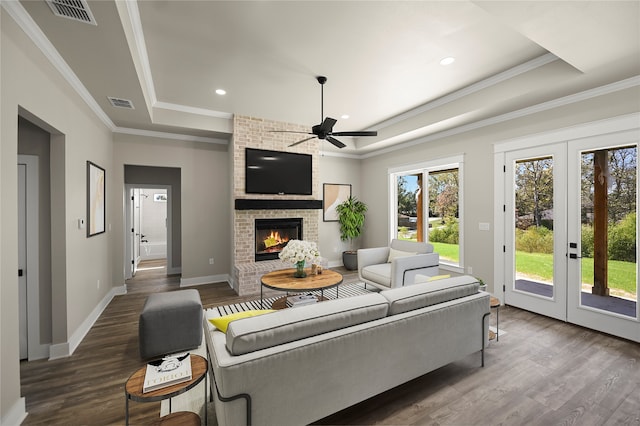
[
  {"left": 387, "top": 248, "right": 417, "bottom": 263},
  {"left": 361, "top": 263, "right": 392, "bottom": 287},
  {"left": 226, "top": 293, "right": 389, "bottom": 355},
  {"left": 380, "top": 275, "right": 479, "bottom": 315}
]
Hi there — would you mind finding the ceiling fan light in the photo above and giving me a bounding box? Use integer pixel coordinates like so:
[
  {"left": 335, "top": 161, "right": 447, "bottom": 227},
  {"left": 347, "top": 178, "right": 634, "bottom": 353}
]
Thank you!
[
  {"left": 440, "top": 57, "right": 455, "bottom": 66},
  {"left": 215, "top": 89, "right": 226, "bottom": 95}
]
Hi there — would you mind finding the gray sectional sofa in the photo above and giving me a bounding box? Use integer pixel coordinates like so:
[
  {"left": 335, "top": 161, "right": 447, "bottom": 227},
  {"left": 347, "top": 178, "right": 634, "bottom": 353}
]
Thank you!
[{"left": 204, "top": 275, "right": 490, "bottom": 426}]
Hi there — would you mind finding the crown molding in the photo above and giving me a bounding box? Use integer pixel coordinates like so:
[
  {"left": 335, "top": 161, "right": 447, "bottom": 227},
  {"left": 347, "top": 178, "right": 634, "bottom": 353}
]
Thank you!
[
  {"left": 2, "top": 0, "right": 116, "bottom": 130},
  {"left": 362, "top": 75, "right": 640, "bottom": 159},
  {"left": 154, "top": 101, "right": 233, "bottom": 119},
  {"left": 113, "top": 127, "right": 228, "bottom": 145}
]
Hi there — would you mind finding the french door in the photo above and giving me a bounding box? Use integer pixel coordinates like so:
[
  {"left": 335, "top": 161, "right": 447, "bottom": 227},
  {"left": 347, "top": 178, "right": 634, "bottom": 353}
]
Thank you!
[
  {"left": 505, "top": 144, "right": 568, "bottom": 321},
  {"left": 566, "top": 133, "right": 638, "bottom": 341},
  {"left": 503, "top": 131, "right": 639, "bottom": 342}
]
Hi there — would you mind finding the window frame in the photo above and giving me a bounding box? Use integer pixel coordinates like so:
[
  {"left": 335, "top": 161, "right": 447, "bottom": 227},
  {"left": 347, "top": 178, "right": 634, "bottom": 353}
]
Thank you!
[{"left": 388, "top": 155, "right": 465, "bottom": 273}]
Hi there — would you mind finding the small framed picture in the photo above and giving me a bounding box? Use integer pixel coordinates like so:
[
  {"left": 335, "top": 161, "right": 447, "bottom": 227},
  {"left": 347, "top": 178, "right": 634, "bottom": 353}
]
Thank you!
[
  {"left": 87, "top": 161, "right": 106, "bottom": 237},
  {"left": 323, "top": 183, "right": 351, "bottom": 222}
]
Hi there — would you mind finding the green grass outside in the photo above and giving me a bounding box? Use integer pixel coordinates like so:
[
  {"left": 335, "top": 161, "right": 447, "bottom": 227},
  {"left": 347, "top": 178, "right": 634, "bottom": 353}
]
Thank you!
[
  {"left": 398, "top": 238, "right": 460, "bottom": 263},
  {"left": 515, "top": 251, "right": 637, "bottom": 296},
  {"left": 430, "top": 242, "right": 459, "bottom": 263}
]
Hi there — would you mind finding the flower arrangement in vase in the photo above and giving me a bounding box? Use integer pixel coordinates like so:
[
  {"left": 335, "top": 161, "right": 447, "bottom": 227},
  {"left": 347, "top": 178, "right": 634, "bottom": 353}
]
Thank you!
[{"left": 278, "top": 240, "right": 320, "bottom": 278}]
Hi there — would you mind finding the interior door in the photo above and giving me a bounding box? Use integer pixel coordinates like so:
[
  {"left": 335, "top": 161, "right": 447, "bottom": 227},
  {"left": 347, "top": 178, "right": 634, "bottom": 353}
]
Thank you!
[
  {"left": 567, "top": 132, "right": 639, "bottom": 342},
  {"left": 18, "top": 163, "right": 28, "bottom": 359},
  {"left": 504, "top": 144, "right": 568, "bottom": 321}
]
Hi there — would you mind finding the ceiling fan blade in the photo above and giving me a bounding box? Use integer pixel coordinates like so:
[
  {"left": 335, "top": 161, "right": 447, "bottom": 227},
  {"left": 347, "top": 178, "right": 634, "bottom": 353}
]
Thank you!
[
  {"left": 268, "top": 130, "right": 313, "bottom": 135},
  {"left": 289, "top": 136, "right": 316, "bottom": 147},
  {"left": 319, "top": 117, "right": 337, "bottom": 133},
  {"left": 326, "top": 136, "right": 346, "bottom": 149},
  {"left": 332, "top": 131, "right": 378, "bottom": 137}
]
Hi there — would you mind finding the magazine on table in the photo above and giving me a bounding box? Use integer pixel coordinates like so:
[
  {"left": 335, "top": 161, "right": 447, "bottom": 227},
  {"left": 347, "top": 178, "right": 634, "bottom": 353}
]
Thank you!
[
  {"left": 143, "top": 352, "right": 192, "bottom": 393},
  {"left": 286, "top": 294, "right": 318, "bottom": 307}
]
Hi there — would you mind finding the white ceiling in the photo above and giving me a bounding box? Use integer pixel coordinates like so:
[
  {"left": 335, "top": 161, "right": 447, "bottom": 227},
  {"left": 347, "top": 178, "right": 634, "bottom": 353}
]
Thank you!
[{"left": 12, "top": 0, "right": 640, "bottom": 155}]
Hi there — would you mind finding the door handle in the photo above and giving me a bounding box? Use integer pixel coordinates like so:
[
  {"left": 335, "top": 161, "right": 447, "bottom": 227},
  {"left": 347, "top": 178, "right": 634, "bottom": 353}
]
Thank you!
[{"left": 18, "top": 269, "right": 23, "bottom": 277}]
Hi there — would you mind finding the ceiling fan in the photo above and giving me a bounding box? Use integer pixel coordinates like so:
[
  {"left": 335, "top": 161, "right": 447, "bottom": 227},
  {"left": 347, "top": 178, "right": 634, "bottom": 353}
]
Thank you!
[{"left": 272, "top": 76, "right": 377, "bottom": 148}]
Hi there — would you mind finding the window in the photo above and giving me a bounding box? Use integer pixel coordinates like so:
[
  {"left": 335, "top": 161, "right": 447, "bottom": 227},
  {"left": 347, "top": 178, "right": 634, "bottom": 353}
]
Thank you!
[{"left": 389, "top": 155, "right": 464, "bottom": 271}]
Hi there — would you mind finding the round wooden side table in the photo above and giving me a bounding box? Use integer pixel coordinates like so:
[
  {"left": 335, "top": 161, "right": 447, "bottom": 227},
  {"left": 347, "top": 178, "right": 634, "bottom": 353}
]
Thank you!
[{"left": 125, "top": 354, "right": 208, "bottom": 425}]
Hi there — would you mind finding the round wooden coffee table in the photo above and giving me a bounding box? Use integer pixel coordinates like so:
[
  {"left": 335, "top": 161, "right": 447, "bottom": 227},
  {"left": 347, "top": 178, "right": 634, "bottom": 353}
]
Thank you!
[{"left": 260, "top": 268, "right": 343, "bottom": 309}]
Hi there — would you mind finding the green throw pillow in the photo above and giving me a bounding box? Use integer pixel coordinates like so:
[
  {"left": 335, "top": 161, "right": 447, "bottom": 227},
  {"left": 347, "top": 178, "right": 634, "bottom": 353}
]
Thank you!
[{"left": 208, "top": 310, "right": 275, "bottom": 333}]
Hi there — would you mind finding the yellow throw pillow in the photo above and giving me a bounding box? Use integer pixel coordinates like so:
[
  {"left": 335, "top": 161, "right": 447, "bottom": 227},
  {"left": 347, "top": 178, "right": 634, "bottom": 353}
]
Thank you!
[
  {"left": 427, "top": 274, "right": 451, "bottom": 281},
  {"left": 387, "top": 247, "right": 417, "bottom": 263},
  {"left": 208, "top": 310, "right": 275, "bottom": 333}
]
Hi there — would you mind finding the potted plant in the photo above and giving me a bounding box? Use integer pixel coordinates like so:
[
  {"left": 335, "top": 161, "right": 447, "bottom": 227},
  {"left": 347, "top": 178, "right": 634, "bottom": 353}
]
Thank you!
[
  {"left": 335, "top": 196, "right": 367, "bottom": 270},
  {"left": 476, "top": 277, "right": 487, "bottom": 292}
]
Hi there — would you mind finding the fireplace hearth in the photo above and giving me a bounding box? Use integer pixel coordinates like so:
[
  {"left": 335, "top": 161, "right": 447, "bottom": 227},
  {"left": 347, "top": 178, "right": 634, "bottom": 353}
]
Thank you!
[{"left": 255, "top": 218, "right": 303, "bottom": 261}]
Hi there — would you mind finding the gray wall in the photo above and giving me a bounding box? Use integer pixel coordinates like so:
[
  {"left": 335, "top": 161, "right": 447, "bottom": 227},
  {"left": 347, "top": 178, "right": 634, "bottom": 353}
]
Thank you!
[
  {"left": 318, "top": 155, "right": 362, "bottom": 266},
  {"left": 125, "top": 165, "right": 182, "bottom": 269},
  {"left": 2, "top": 11, "right": 114, "bottom": 421},
  {"left": 112, "top": 134, "right": 231, "bottom": 285}
]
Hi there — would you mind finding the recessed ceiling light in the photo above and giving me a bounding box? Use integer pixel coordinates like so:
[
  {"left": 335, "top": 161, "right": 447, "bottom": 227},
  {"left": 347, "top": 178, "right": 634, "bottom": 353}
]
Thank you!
[
  {"left": 341, "top": 114, "right": 350, "bottom": 119},
  {"left": 440, "top": 57, "right": 455, "bottom": 66},
  {"left": 215, "top": 89, "right": 226, "bottom": 95}
]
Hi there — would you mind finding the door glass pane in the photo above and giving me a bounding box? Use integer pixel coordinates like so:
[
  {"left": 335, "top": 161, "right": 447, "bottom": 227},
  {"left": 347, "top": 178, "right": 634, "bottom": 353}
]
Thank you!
[
  {"left": 397, "top": 174, "right": 419, "bottom": 241},
  {"left": 580, "top": 146, "right": 637, "bottom": 318},
  {"left": 514, "top": 157, "right": 555, "bottom": 298},
  {"left": 428, "top": 169, "right": 459, "bottom": 265}
]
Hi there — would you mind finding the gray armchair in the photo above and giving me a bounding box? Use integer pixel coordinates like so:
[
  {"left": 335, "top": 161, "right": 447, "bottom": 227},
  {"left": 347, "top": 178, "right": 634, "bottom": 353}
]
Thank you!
[{"left": 357, "top": 239, "right": 439, "bottom": 290}]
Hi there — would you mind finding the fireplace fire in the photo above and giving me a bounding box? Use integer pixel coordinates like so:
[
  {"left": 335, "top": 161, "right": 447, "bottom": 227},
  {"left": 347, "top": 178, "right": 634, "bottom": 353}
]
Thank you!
[{"left": 255, "top": 218, "right": 303, "bottom": 261}]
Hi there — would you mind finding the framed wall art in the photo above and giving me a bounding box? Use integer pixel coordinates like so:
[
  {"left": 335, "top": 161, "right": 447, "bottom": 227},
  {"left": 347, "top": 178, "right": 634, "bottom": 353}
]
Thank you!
[
  {"left": 323, "top": 183, "right": 351, "bottom": 222},
  {"left": 87, "top": 161, "right": 106, "bottom": 237}
]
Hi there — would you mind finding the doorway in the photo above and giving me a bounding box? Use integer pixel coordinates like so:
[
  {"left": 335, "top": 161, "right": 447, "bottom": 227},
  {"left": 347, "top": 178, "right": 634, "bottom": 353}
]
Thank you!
[
  {"left": 499, "top": 129, "right": 639, "bottom": 342},
  {"left": 125, "top": 185, "right": 172, "bottom": 279}
]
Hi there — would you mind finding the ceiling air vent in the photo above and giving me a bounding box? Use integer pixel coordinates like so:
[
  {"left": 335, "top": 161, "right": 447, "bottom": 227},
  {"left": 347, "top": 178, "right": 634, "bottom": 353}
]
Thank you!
[
  {"left": 107, "top": 97, "right": 135, "bottom": 110},
  {"left": 46, "top": 0, "right": 97, "bottom": 26}
]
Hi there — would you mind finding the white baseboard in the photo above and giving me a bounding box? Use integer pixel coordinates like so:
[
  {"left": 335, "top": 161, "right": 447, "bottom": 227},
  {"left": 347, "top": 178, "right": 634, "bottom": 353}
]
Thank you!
[
  {"left": 1, "top": 396, "right": 27, "bottom": 426},
  {"left": 29, "top": 342, "right": 50, "bottom": 361},
  {"left": 327, "top": 259, "right": 343, "bottom": 268},
  {"left": 180, "top": 274, "right": 230, "bottom": 287},
  {"left": 48, "top": 342, "right": 70, "bottom": 361},
  {"left": 167, "top": 266, "right": 182, "bottom": 275},
  {"left": 48, "top": 285, "right": 125, "bottom": 360}
]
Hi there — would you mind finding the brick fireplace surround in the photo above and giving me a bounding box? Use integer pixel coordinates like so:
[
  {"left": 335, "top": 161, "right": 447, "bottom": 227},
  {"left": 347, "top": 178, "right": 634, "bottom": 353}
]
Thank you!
[{"left": 232, "top": 116, "right": 321, "bottom": 296}]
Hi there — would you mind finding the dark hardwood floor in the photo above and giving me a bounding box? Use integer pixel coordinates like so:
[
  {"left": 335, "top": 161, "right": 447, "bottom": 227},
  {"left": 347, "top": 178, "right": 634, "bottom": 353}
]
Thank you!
[{"left": 20, "top": 260, "right": 640, "bottom": 425}]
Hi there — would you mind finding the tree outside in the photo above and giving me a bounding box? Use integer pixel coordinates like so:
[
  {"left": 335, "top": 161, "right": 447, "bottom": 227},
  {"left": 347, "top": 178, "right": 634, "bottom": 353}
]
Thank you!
[{"left": 515, "top": 146, "right": 637, "bottom": 300}]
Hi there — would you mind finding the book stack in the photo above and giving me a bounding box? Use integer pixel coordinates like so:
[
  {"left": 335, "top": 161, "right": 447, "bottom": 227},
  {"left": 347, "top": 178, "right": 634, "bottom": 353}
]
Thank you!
[
  {"left": 286, "top": 294, "right": 318, "bottom": 308},
  {"left": 143, "top": 353, "right": 192, "bottom": 393}
]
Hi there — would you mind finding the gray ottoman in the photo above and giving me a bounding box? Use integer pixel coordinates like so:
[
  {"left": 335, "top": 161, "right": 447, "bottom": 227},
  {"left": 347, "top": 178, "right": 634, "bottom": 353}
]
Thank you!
[{"left": 138, "top": 289, "right": 203, "bottom": 359}]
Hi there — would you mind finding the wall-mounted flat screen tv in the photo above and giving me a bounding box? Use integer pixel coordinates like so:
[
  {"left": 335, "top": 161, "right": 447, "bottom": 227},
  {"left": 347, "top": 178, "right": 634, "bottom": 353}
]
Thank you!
[{"left": 245, "top": 148, "right": 312, "bottom": 195}]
